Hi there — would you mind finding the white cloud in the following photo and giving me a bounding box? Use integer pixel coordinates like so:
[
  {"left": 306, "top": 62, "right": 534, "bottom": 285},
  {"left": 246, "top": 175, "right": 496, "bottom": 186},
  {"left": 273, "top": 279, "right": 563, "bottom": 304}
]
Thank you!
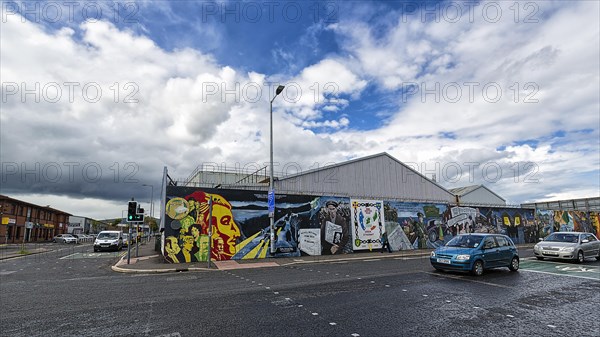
[{"left": 2, "top": 1, "right": 598, "bottom": 219}]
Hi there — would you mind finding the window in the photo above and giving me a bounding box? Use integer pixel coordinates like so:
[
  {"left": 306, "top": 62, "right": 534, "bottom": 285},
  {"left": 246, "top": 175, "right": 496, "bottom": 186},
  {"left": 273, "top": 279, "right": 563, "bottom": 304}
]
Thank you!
[
  {"left": 496, "top": 236, "right": 508, "bottom": 247},
  {"left": 483, "top": 237, "right": 498, "bottom": 249}
]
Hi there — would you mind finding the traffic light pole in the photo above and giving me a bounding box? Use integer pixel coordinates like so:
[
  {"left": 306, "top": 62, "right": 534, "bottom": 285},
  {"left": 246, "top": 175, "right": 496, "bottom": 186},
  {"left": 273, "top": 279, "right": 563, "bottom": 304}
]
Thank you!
[
  {"left": 127, "top": 222, "right": 132, "bottom": 264},
  {"left": 135, "top": 223, "right": 139, "bottom": 257}
]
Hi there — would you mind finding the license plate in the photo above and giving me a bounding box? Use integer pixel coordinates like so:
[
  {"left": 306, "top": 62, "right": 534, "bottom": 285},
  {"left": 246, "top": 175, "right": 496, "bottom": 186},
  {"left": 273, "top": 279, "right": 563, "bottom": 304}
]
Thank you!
[{"left": 437, "top": 258, "right": 451, "bottom": 264}]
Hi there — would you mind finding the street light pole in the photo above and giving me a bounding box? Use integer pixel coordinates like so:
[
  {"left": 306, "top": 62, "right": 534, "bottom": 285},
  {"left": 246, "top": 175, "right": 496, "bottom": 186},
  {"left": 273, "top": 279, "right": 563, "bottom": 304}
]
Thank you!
[{"left": 269, "top": 85, "right": 285, "bottom": 254}]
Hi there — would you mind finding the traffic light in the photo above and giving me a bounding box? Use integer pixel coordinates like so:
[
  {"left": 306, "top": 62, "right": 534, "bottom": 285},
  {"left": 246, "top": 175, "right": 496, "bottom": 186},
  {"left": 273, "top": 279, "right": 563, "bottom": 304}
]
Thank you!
[
  {"left": 132, "top": 207, "right": 144, "bottom": 222},
  {"left": 127, "top": 201, "right": 138, "bottom": 222}
]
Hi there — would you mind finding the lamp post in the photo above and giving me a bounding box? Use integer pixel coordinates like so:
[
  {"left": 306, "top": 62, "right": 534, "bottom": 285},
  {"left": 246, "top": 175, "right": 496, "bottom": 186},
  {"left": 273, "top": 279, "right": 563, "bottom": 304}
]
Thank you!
[
  {"left": 269, "top": 85, "right": 285, "bottom": 254},
  {"left": 142, "top": 184, "right": 154, "bottom": 240}
]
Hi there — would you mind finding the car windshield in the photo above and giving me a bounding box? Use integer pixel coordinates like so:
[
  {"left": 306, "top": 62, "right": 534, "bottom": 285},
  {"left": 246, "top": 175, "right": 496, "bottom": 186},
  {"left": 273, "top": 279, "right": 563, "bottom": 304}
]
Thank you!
[
  {"left": 545, "top": 233, "right": 579, "bottom": 243},
  {"left": 445, "top": 235, "right": 482, "bottom": 248},
  {"left": 98, "top": 233, "right": 119, "bottom": 239}
]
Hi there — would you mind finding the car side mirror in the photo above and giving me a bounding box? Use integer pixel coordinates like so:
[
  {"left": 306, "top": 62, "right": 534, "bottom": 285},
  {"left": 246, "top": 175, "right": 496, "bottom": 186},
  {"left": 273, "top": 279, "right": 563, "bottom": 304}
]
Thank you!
[{"left": 538, "top": 238, "right": 544, "bottom": 242}]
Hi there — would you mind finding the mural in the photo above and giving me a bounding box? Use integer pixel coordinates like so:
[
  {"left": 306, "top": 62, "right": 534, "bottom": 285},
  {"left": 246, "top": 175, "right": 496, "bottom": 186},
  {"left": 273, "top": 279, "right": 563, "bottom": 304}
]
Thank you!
[
  {"left": 164, "top": 187, "right": 316, "bottom": 262},
  {"left": 162, "top": 186, "right": 593, "bottom": 263},
  {"left": 535, "top": 209, "right": 554, "bottom": 239},
  {"left": 315, "top": 197, "right": 352, "bottom": 255},
  {"left": 385, "top": 201, "right": 449, "bottom": 249},
  {"left": 351, "top": 200, "right": 385, "bottom": 251}
]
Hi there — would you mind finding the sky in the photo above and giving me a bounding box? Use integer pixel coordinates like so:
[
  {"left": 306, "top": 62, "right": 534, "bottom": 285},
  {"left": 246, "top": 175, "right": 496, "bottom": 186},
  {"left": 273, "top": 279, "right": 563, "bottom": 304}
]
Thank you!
[{"left": 1, "top": 0, "right": 599, "bottom": 220}]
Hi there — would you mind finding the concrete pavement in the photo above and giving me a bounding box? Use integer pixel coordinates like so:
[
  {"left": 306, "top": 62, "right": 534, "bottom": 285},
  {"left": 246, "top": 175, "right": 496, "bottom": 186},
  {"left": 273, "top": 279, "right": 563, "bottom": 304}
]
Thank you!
[{"left": 111, "top": 241, "right": 434, "bottom": 274}]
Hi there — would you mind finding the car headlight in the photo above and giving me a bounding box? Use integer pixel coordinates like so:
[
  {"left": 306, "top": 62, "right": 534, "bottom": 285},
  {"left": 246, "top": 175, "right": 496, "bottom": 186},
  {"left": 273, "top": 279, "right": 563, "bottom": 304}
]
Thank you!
[
  {"left": 456, "top": 254, "right": 471, "bottom": 260},
  {"left": 533, "top": 245, "right": 540, "bottom": 251},
  {"left": 430, "top": 252, "right": 436, "bottom": 257},
  {"left": 559, "top": 247, "right": 574, "bottom": 252}
]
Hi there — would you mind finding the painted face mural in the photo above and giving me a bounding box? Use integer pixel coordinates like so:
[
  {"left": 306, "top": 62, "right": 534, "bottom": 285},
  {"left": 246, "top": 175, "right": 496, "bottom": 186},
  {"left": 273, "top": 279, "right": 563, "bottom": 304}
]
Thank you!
[
  {"left": 183, "top": 191, "right": 241, "bottom": 260},
  {"left": 164, "top": 236, "right": 181, "bottom": 263},
  {"left": 208, "top": 194, "right": 241, "bottom": 258}
]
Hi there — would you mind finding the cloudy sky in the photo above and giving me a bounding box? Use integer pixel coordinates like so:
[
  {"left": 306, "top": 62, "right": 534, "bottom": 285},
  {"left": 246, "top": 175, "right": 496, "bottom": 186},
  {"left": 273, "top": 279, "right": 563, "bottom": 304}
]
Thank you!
[{"left": 1, "top": 0, "right": 599, "bottom": 219}]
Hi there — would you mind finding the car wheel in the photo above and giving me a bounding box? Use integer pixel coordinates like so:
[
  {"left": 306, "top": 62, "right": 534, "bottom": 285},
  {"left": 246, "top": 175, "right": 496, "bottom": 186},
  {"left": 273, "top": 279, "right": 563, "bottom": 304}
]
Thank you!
[
  {"left": 509, "top": 257, "right": 519, "bottom": 271},
  {"left": 472, "top": 260, "right": 484, "bottom": 276},
  {"left": 93, "top": 248, "right": 98, "bottom": 252},
  {"left": 535, "top": 256, "right": 544, "bottom": 260},
  {"left": 576, "top": 250, "right": 584, "bottom": 263},
  {"left": 596, "top": 251, "right": 600, "bottom": 261}
]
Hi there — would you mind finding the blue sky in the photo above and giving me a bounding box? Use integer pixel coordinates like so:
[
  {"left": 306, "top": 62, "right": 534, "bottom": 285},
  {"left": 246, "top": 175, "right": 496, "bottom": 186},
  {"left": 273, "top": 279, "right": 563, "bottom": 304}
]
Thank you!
[{"left": 1, "top": 0, "right": 599, "bottom": 218}]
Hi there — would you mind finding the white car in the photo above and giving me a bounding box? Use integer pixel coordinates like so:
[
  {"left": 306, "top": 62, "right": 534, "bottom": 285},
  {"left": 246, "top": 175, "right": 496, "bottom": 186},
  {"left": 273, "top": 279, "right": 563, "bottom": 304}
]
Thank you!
[
  {"left": 53, "top": 234, "right": 77, "bottom": 244},
  {"left": 93, "top": 230, "right": 123, "bottom": 252},
  {"left": 534, "top": 232, "right": 600, "bottom": 263}
]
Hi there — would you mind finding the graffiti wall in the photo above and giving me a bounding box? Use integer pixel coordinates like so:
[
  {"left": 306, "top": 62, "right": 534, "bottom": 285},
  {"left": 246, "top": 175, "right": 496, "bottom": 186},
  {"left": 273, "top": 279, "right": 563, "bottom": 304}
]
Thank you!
[
  {"left": 536, "top": 210, "right": 600, "bottom": 237},
  {"left": 163, "top": 186, "right": 595, "bottom": 263}
]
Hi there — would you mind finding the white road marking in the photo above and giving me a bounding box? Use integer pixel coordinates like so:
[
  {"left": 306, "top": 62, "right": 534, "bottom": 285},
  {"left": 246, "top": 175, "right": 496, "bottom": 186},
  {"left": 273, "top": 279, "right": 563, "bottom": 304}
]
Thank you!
[
  {"left": 520, "top": 269, "right": 600, "bottom": 280},
  {"left": 311, "top": 312, "right": 318, "bottom": 316},
  {"left": 329, "top": 322, "right": 337, "bottom": 326},
  {"left": 506, "top": 315, "right": 514, "bottom": 318},
  {"left": 547, "top": 325, "right": 556, "bottom": 328}
]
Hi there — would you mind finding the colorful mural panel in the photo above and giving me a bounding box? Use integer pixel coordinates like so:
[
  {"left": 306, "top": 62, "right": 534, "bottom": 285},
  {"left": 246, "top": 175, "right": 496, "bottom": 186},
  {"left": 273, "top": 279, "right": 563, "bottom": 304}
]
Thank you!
[
  {"left": 314, "top": 197, "right": 352, "bottom": 255},
  {"left": 164, "top": 187, "right": 316, "bottom": 262},
  {"left": 351, "top": 200, "right": 385, "bottom": 251},
  {"left": 385, "top": 201, "right": 449, "bottom": 249}
]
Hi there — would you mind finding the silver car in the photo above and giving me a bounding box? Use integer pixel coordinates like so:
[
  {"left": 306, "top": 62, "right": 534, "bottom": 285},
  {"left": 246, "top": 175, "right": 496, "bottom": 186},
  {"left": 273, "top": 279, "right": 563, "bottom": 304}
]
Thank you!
[
  {"left": 534, "top": 232, "right": 600, "bottom": 263},
  {"left": 53, "top": 234, "right": 77, "bottom": 244}
]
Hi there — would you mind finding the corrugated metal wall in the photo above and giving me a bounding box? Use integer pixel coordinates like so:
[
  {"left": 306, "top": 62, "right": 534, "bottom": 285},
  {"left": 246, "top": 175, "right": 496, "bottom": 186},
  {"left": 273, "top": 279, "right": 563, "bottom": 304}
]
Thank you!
[{"left": 274, "top": 154, "right": 456, "bottom": 202}]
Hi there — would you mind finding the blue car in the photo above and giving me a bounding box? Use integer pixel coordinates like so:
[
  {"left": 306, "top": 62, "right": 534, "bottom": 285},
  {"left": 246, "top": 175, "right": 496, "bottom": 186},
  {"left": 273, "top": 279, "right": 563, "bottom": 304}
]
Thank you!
[{"left": 430, "top": 233, "right": 519, "bottom": 276}]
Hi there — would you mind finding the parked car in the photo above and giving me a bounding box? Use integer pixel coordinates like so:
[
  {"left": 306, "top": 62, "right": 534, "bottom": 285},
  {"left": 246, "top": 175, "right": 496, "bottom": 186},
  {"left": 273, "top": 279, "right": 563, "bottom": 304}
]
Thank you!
[
  {"left": 122, "top": 233, "right": 134, "bottom": 247},
  {"left": 93, "top": 230, "right": 123, "bottom": 252},
  {"left": 52, "top": 234, "right": 77, "bottom": 244},
  {"left": 534, "top": 232, "right": 600, "bottom": 263},
  {"left": 430, "top": 233, "right": 519, "bottom": 276},
  {"left": 71, "top": 234, "right": 86, "bottom": 243}
]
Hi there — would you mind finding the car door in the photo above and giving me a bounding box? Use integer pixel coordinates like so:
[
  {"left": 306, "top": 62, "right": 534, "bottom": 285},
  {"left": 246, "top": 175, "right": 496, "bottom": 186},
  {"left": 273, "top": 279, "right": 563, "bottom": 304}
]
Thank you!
[
  {"left": 583, "top": 234, "right": 599, "bottom": 257},
  {"left": 495, "top": 236, "right": 513, "bottom": 266},
  {"left": 481, "top": 236, "right": 501, "bottom": 267}
]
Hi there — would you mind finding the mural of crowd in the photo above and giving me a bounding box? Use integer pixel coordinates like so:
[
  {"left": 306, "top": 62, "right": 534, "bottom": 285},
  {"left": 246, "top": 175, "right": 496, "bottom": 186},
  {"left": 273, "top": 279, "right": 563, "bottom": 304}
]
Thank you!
[{"left": 162, "top": 187, "right": 600, "bottom": 263}]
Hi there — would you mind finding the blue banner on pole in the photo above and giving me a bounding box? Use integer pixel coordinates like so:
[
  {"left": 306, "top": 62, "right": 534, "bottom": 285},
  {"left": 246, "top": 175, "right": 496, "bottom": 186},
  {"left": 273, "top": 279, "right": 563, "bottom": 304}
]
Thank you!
[{"left": 268, "top": 190, "right": 275, "bottom": 213}]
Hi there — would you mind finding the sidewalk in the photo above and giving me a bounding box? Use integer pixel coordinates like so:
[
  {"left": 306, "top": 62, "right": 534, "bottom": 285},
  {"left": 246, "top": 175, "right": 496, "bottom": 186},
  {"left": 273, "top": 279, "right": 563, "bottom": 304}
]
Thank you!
[
  {"left": 111, "top": 238, "right": 536, "bottom": 274},
  {"left": 111, "top": 243, "right": 433, "bottom": 273}
]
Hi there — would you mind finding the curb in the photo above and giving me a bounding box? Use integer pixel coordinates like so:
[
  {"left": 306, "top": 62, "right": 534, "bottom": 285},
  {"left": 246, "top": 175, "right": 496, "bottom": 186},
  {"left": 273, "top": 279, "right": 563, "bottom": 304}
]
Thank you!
[
  {"left": 111, "top": 253, "right": 216, "bottom": 274},
  {"left": 279, "top": 251, "right": 433, "bottom": 266}
]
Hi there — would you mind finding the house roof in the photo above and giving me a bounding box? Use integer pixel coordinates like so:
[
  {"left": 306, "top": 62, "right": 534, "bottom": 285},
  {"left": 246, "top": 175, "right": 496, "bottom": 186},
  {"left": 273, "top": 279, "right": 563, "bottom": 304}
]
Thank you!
[
  {"left": 448, "top": 185, "right": 506, "bottom": 202},
  {"left": 0, "top": 194, "right": 72, "bottom": 215},
  {"left": 278, "top": 152, "right": 456, "bottom": 198}
]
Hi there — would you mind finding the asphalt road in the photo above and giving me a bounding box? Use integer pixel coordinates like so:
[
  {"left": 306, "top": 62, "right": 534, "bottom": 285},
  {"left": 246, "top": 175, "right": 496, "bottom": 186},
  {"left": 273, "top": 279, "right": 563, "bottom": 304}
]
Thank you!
[{"left": 1, "top": 246, "right": 599, "bottom": 337}]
